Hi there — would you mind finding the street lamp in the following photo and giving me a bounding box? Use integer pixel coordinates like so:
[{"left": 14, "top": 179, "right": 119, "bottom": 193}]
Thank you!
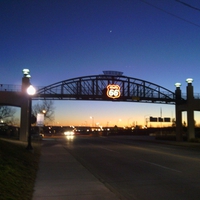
[
  {"left": 26, "top": 84, "right": 36, "bottom": 150},
  {"left": 90, "top": 116, "right": 94, "bottom": 127},
  {"left": 175, "top": 83, "right": 181, "bottom": 88},
  {"left": 127, "top": 117, "right": 134, "bottom": 127},
  {"left": 27, "top": 85, "right": 36, "bottom": 95},
  {"left": 144, "top": 115, "right": 150, "bottom": 127},
  {"left": 186, "top": 78, "right": 193, "bottom": 84}
]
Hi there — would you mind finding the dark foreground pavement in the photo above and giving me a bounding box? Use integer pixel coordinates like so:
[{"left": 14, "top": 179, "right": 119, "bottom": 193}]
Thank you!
[
  {"left": 32, "top": 138, "right": 121, "bottom": 200},
  {"left": 32, "top": 136, "right": 200, "bottom": 200}
]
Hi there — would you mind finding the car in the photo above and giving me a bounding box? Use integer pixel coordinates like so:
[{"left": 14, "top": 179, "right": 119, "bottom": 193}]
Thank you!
[{"left": 64, "top": 131, "right": 74, "bottom": 136}]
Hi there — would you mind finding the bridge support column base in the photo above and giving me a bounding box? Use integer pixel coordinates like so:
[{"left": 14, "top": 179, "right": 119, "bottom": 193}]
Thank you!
[{"left": 19, "top": 95, "right": 29, "bottom": 142}]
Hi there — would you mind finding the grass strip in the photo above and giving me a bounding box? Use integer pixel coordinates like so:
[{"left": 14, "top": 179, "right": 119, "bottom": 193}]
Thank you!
[{"left": 0, "top": 139, "right": 41, "bottom": 200}]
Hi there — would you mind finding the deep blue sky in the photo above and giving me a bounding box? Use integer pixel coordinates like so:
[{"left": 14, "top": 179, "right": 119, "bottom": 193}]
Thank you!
[{"left": 1, "top": 0, "right": 200, "bottom": 126}]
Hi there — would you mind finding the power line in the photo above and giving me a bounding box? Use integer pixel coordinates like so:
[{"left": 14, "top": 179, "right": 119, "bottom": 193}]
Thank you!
[
  {"left": 139, "top": 0, "right": 200, "bottom": 28},
  {"left": 175, "top": 0, "right": 200, "bottom": 12}
]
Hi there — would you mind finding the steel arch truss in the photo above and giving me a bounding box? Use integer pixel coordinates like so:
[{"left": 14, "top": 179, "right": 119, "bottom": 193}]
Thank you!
[{"left": 36, "top": 75, "right": 176, "bottom": 104}]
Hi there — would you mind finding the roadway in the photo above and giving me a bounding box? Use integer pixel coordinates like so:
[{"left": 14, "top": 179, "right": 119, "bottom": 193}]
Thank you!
[{"left": 59, "top": 135, "right": 200, "bottom": 200}]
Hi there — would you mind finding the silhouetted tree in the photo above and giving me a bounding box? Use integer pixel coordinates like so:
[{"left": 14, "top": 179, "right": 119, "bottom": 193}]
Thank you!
[
  {"left": 32, "top": 100, "right": 55, "bottom": 124},
  {"left": 0, "top": 106, "right": 16, "bottom": 125}
]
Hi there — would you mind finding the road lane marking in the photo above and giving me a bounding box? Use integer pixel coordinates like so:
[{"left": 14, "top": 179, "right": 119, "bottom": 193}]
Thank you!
[
  {"left": 98, "top": 146, "right": 119, "bottom": 153},
  {"left": 43, "top": 138, "right": 57, "bottom": 141},
  {"left": 140, "top": 160, "right": 182, "bottom": 173}
]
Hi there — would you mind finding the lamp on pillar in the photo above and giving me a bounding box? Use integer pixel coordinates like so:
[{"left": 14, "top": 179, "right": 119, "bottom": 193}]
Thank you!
[
  {"left": 175, "top": 82, "right": 182, "bottom": 141},
  {"left": 175, "top": 82, "right": 182, "bottom": 103},
  {"left": 175, "top": 83, "right": 181, "bottom": 88},
  {"left": 26, "top": 84, "right": 36, "bottom": 150},
  {"left": 186, "top": 78, "right": 194, "bottom": 99},
  {"left": 186, "top": 78, "right": 195, "bottom": 140},
  {"left": 186, "top": 78, "right": 193, "bottom": 84},
  {"left": 23, "top": 69, "right": 31, "bottom": 77},
  {"left": 22, "top": 69, "right": 31, "bottom": 92}
]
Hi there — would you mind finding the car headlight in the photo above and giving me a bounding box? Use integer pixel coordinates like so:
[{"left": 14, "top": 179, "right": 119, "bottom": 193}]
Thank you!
[{"left": 64, "top": 131, "right": 74, "bottom": 136}]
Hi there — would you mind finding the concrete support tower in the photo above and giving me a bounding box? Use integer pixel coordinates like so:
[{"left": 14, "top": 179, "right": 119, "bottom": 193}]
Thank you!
[
  {"left": 175, "top": 83, "right": 182, "bottom": 141},
  {"left": 175, "top": 79, "right": 196, "bottom": 141},
  {"left": 186, "top": 78, "right": 195, "bottom": 140},
  {"left": 19, "top": 69, "right": 31, "bottom": 141}
]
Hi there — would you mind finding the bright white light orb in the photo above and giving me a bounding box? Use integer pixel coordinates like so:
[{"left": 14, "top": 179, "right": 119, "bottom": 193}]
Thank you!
[{"left": 27, "top": 85, "right": 36, "bottom": 95}]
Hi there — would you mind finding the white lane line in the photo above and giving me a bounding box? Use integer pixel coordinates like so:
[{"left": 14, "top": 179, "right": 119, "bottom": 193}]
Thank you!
[{"left": 140, "top": 160, "right": 182, "bottom": 173}]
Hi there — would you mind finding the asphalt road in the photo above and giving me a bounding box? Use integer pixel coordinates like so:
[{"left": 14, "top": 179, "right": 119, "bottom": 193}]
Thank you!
[{"left": 60, "top": 135, "right": 200, "bottom": 200}]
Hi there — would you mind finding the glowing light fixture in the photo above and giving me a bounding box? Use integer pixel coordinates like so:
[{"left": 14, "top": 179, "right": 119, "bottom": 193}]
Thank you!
[
  {"left": 23, "top": 68, "right": 29, "bottom": 75},
  {"left": 27, "top": 85, "right": 36, "bottom": 95},
  {"left": 23, "top": 69, "right": 31, "bottom": 78},
  {"left": 175, "top": 83, "right": 181, "bottom": 88},
  {"left": 186, "top": 78, "right": 193, "bottom": 84}
]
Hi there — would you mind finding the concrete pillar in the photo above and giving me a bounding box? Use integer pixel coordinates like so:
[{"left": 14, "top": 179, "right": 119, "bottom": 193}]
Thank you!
[
  {"left": 19, "top": 95, "right": 29, "bottom": 141},
  {"left": 19, "top": 69, "right": 31, "bottom": 142},
  {"left": 22, "top": 77, "right": 30, "bottom": 93},
  {"left": 175, "top": 107, "right": 182, "bottom": 141},
  {"left": 175, "top": 83, "right": 182, "bottom": 141},
  {"left": 186, "top": 78, "right": 195, "bottom": 140}
]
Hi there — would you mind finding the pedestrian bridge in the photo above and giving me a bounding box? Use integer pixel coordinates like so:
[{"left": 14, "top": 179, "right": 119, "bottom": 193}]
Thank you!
[
  {"left": 36, "top": 72, "right": 178, "bottom": 104},
  {"left": 0, "top": 72, "right": 180, "bottom": 104},
  {"left": 1, "top": 70, "right": 199, "bottom": 142}
]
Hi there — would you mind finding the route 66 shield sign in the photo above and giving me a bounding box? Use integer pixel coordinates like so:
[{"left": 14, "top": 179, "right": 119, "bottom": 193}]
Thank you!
[{"left": 106, "top": 84, "right": 120, "bottom": 99}]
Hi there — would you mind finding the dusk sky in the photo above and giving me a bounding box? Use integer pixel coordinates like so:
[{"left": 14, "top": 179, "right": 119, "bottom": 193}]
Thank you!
[{"left": 1, "top": 0, "right": 200, "bottom": 127}]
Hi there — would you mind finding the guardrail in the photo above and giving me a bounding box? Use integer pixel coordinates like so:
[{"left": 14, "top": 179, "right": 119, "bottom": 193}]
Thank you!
[
  {"left": 194, "top": 93, "right": 200, "bottom": 99},
  {"left": 181, "top": 93, "right": 200, "bottom": 100},
  {"left": 0, "top": 84, "right": 21, "bottom": 92},
  {"left": 0, "top": 84, "right": 43, "bottom": 92}
]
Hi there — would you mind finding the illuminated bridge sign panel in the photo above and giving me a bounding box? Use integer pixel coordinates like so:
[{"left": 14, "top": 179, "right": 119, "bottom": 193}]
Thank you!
[{"left": 107, "top": 84, "right": 121, "bottom": 99}]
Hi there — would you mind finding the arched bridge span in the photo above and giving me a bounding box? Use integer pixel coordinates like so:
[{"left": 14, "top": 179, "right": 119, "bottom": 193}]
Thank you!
[
  {"left": 1, "top": 71, "right": 198, "bottom": 142},
  {"left": 36, "top": 74, "right": 177, "bottom": 104}
]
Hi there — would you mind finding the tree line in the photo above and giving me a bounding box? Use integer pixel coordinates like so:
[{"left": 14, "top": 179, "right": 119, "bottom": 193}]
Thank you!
[{"left": 0, "top": 100, "right": 55, "bottom": 126}]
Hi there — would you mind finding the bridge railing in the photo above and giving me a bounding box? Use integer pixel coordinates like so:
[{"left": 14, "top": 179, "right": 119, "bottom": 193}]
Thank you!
[
  {"left": 0, "top": 84, "right": 44, "bottom": 92},
  {"left": 181, "top": 93, "right": 200, "bottom": 100},
  {"left": 194, "top": 93, "right": 200, "bottom": 99},
  {"left": 0, "top": 84, "right": 22, "bottom": 92}
]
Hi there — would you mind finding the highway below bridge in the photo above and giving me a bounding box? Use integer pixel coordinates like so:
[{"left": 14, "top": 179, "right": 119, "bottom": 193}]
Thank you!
[{"left": 49, "top": 135, "right": 200, "bottom": 200}]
